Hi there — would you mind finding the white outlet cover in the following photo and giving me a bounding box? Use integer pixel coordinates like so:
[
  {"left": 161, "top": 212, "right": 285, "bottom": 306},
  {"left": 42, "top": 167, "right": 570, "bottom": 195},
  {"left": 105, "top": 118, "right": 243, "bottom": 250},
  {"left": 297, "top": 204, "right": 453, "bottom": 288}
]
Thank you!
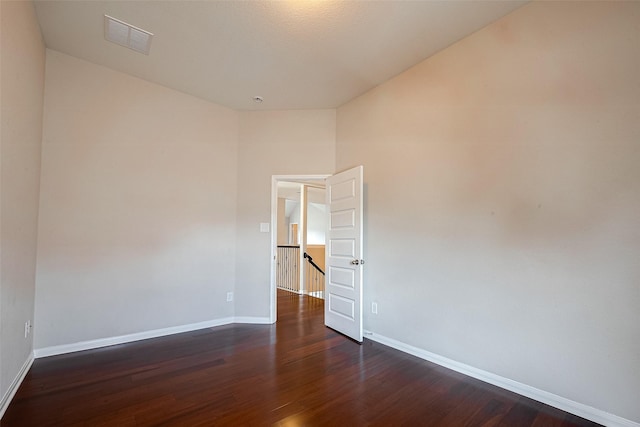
[{"left": 260, "top": 223, "right": 270, "bottom": 233}]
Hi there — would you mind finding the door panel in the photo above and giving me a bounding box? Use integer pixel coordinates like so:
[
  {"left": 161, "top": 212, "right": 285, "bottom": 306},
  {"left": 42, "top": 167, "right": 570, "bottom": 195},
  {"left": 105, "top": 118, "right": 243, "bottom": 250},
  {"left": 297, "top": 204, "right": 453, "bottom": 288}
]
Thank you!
[
  {"left": 325, "top": 166, "right": 363, "bottom": 342},
  {"left": 328, "top": 267, "right": 354, "bottom": 288},
  {"left": 329, "top": 239, "right": 355, "bottom": 257},
  {"left": 328, "top": 294, "right": 355, "bottom": 320},
  {"left": 330, "top": 210, "right": 355, "bottom": 228}
]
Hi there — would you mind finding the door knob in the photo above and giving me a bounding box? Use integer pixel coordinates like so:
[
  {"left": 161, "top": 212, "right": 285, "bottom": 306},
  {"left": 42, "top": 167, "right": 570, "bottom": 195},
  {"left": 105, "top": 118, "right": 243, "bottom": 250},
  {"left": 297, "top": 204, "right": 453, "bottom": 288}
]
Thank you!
[{"left": 350, "top": 259, "right": 360, "bottom": 265}]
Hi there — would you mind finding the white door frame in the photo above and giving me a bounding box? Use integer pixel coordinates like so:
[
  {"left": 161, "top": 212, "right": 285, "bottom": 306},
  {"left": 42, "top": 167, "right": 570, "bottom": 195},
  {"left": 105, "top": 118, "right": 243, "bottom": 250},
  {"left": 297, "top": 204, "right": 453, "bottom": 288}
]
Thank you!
[{"left": 270, "top": 174, "right": 330, "bottom": 323}]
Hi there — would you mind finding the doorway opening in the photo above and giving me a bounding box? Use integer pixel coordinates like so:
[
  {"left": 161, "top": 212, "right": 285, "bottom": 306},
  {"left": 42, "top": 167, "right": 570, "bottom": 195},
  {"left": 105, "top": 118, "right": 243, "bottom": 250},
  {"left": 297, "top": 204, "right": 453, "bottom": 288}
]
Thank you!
[
  {"left": 270, "top": 167, "right": 364, "bottom": 342},
  {"left": 270, "top": 175, "right": 329, "bottom": 324}
]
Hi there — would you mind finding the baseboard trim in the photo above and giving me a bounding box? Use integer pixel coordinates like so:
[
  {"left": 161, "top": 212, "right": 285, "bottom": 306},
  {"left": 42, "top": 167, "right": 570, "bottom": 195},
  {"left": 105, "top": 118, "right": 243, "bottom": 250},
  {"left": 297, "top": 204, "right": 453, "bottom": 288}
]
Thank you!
[
  {"left": 33, "top": 316, "right": 274, "bottom": 359},
  {"left": 0, "top": 352, "right": 34, "bottom": 419},
  {"left": 364, "top": 331, "right": 638, "bottom": 427},
  {"left": 34, "top": 317, "right": 235, "bottom": 358},
  {"left": 233, "top": 316, "right": 272, "bottom": 324}
]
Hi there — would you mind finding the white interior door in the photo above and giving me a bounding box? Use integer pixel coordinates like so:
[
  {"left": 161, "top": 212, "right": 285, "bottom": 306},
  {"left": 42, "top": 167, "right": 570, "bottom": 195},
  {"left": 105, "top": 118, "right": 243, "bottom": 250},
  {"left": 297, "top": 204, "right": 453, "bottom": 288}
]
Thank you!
[{"left": 325, "top": 166, "right": 363, "bottom": 342}]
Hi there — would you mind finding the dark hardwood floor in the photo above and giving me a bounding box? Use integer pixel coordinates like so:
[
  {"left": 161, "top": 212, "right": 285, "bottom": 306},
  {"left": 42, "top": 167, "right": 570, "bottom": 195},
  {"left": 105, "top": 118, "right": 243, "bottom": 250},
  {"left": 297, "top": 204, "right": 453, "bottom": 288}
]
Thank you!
[{"left": 3, "top": 290, "right": 600, "bottom": 426}]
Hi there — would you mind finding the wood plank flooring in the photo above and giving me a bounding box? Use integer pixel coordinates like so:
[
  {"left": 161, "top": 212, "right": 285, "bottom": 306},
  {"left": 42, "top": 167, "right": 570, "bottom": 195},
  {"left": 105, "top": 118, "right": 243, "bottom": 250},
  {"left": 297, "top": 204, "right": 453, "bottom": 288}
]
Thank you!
[{"left": 2, "top": 290, "right": 601, "bottom": 426}]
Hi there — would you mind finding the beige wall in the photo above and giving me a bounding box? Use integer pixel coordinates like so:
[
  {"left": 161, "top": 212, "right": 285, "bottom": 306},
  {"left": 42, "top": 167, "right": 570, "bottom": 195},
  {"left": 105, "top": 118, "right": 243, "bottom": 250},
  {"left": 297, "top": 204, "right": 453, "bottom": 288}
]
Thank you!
[
  {"left": 34, "top": 51, "right": 238, "bottom": 349},
  {"left": 305, "top": 245, "right": 325, "bottom": 272},
  {"left": 0, "top": 0, "right": 45, "bottom": 410},
  {"left": 29, "top": 53, "right": 336, "bottom": 346},
  {"left": 235, "top": 110, "right": 335, "bottom": 318},
  {"left": 337, "top": 1, "right": 640, "bottom": 423}
]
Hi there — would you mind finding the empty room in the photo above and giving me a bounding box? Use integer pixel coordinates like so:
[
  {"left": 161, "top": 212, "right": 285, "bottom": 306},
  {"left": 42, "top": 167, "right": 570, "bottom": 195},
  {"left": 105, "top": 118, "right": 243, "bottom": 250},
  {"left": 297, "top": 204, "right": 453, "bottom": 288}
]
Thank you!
[{"left": 1, "top": 0, "right": 638, "bottom": 426}]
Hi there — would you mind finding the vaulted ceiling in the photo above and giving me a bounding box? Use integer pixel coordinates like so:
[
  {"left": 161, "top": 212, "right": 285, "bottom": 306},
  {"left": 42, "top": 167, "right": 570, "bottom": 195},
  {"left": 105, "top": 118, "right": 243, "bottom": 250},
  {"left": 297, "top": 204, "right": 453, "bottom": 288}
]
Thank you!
[{"left": 34, "top": 1, "right": 525, "bottom": 111}]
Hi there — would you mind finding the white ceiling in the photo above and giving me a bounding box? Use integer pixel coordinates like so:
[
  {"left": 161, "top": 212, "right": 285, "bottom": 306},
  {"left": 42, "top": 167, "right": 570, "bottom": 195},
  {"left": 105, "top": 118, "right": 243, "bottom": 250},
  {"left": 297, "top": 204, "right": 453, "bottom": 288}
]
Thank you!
[{"left": 34, "top": 1, "right": 525, "bottom": 111}]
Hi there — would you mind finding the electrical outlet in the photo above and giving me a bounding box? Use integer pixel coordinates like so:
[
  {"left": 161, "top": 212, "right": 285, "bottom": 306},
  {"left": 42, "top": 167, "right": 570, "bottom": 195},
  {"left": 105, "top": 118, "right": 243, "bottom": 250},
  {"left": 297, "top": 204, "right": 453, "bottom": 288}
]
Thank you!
[
  {"left": 24, "top": 321, "right": 29, "bottom": 338},
  {"left": 226, "top": 292, "right": 233, "bottom": 302},
  {"left": 372, "top": 302, "right": 378, "bottom": 314}
]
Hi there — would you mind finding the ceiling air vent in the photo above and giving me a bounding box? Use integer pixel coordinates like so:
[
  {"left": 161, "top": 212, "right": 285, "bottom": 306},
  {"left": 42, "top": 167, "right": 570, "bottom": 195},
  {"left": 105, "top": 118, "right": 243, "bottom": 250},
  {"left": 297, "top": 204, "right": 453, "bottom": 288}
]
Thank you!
[{"left": 104, "top": 15, "right": 153, "bottom": 55}]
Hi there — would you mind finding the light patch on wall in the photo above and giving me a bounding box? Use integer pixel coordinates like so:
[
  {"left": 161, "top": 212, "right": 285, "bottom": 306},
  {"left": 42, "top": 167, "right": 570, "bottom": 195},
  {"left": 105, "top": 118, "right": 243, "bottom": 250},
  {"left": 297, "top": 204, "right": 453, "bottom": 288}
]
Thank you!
[{"left": 104, "top": 15, "right": 153, "bottom": 55}]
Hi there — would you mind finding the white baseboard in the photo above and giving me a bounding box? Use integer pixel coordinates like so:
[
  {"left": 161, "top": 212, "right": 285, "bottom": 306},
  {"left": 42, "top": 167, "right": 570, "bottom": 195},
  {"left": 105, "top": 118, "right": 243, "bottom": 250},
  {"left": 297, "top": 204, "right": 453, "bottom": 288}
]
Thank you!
[
  {"left": 33, "top": 316, "right": 274, "bottom": 359},
  {"left": 0, "top": 352, "right": 34, "bottom": 420},
  {"left": 233, "top": 316, "right": 272, "bottom": 324},
  {"left": 364, "top": 331, "right": 639, "bottom": 427},
  {"left": 34, "top": 317, "right": 235, "bottom": 358}
]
